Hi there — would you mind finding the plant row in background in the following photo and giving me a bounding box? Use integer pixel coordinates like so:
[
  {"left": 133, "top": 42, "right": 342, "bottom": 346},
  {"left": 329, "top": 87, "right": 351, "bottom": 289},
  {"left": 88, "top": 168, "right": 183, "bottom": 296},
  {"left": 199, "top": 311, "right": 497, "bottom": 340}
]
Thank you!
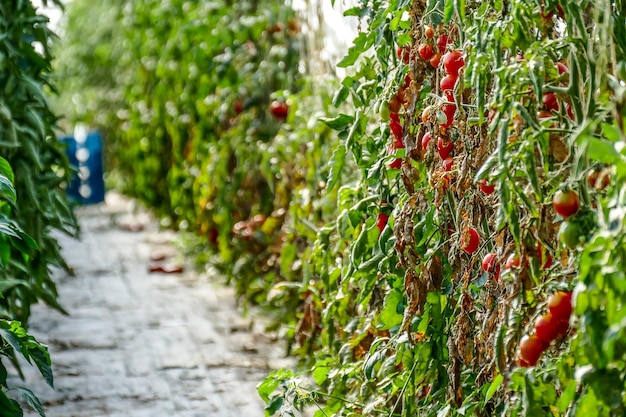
[
  {"left": 0, "top": 1, "right": 79, "bottom": 416},
  {"left": 56, "top": 0, "right": 626, "bottom": 416}
]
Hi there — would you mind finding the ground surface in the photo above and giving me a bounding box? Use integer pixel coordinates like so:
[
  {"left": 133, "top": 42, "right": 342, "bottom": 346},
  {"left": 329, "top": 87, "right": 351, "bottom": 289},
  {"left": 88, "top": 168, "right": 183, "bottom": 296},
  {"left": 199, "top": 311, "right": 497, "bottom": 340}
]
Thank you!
[{"left": 9, "top": 193, "right": 291, "bottom": 417}]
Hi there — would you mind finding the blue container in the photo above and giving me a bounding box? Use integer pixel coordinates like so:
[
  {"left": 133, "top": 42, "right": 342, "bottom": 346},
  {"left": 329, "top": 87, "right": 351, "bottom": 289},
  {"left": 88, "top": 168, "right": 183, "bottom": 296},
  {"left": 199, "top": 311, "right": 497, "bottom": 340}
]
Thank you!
[{"left": 60, "top": 129, "right": 105, "bottom": 204}]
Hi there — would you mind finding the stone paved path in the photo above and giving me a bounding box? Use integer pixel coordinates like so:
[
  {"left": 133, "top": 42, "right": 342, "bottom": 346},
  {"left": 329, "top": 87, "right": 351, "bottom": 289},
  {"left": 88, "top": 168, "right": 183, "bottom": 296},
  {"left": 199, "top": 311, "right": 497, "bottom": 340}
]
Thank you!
[{"left": 11, "top": 193, "right": 290, "bottom": 417}]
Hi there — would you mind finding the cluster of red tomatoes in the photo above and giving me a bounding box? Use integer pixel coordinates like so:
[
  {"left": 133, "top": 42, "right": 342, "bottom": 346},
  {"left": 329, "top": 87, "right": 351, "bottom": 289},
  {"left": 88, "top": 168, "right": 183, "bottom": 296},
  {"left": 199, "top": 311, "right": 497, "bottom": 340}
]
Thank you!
[{"left": 518, "top": 291, "right": 572, "bottom": 366}]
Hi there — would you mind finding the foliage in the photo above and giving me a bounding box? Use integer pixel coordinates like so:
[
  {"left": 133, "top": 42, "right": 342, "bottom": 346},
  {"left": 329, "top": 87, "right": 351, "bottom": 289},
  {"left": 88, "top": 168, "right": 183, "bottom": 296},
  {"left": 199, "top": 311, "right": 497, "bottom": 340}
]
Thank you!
[
  {"left": 56, "top": 0, "right": 626, "bottom": 415},
  {"left": 0, "top": 319, "right": 53, "bottom": 417},
  {"left": 0, "top": 0, "right": 78, "bottom": 326},
  {"left": 1, "top": 2, "right": 77, "bottom": 415},
  {"left": 258, "top": 0, "right": 626, "bottom": 416}
]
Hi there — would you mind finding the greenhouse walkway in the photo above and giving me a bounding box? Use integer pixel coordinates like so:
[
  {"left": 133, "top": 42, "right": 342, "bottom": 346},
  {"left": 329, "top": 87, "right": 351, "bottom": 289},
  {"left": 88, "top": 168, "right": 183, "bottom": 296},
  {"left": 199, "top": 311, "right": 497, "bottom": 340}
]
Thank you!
[{"left": 13, "top": 193, "right": 290, "bottom": 417}]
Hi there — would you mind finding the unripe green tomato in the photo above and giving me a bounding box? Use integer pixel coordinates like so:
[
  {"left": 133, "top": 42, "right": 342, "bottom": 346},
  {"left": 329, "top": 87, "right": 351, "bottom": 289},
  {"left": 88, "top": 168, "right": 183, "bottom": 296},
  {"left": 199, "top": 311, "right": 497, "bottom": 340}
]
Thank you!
[
  {"left": 559, "top": 221, "right": 580, "bottom": 249},
  {"left": 380, "top": 103, "right": 391, "bottom": 121}
]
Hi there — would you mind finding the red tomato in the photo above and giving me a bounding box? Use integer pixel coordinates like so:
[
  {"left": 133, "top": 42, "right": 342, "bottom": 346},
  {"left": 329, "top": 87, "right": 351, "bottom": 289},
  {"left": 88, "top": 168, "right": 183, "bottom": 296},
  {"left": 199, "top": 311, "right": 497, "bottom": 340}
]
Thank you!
[
  {"left": 482, "top": 252, "right": 501, "bottom": 281},
  {"left": 404, "top": 74, "right": 412, "bottom": 87},
  {"left": 439, "top": 104, "right": 456, "bottom": 128},
  {"left": 430, "top": 52, "right": 442, "bottom": 68},
  {"left": 397, "top": 46, "right": 410, "bottom": 64},
  {"left": 518, "top": 335, "right": 547, "bottom": 366},
  {"left": 390, "top": 119, "right": 403, "bottom": 139},
  {"left": 440, "top": 74, "right": 458, "bottom": 95},
  {"left": 555, "top": 319, "right": 570, "bottom": 336},
  {"left": 536, "top": 243, "right": 553, "bottom": 269},
  {"left": 443, "top": 50, "right": 464, "bottom": 76},
  {"left": 461, "top": 228, "right": 480, "bottom": 254},
  {"left": 233, "top": 100, "right": 244, "bottom": 115},
  {"left": 436, "top": 34, "right": 450, "bottom": 53},
  {"left": 389, "top": 157, "right": 402, "bottom": 169},
  {"left": 547, "top": 291, "right": 572, "bottom": 322},
  {"left": 421, "top": 132, "right": 433, "bottom": 151},
  {"left": 478, "top": 179, "right": 495, "bottom": 195},
  {"left": 442, "top": 157, "right": 454, "bottom": 171},
  {"left": 376, "top": 213, "right": 389, "bottom": 232},
  {"left": 425, "top": 26, "right": 435, "bottom": 39},
  {"left": 269, "top": 100, "right": 289, "bottom": 120},
  {"left": 552, "top": 189, "right": 580, "bottom": 219},
  {"left": 505, "top": 253, "right": 520, "bottom": 269},
  {"left": 482, "top": 253, "right": 497, "bottom": 272},
  {"left": 587, "top": 170, "right": 610, "bottom": 190},
  {"left": 534, "top": 313, "right": 559, "bottom": 343},
  {"left": 437, "top": 137, "right": 454, "bottom": 159},
  {"left": 556, "top": 62, "right": 569, "bottom": 75},
  {"left": 418, "top": 43, "right": 434, "bottom": 60},
  {"left": 542, "top": 92, "right": 559, "bottom": 112},
  {"left": 565, "top": 102, "right": 574, "bottom": 120}
]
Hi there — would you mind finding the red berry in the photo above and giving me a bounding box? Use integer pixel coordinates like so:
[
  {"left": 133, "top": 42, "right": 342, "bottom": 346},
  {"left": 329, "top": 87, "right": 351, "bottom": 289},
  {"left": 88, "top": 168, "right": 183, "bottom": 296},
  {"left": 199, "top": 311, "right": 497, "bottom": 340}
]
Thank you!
[
  {"left": 376, "top": 213, "right": 389, "bottom": 232},
  {"left": 565, "top": 102, "right": 574, "bottom": 120},
  {"left": 430, "top": 53, "right": 442, "bottom": 68},
  {"left": 418, "top": 43, "right": 435, "bottom": 60},
  {"left": 556, "top": 62, "right": 569, "bottom": 75},
  {"left": 536, "top": 243, "right": 553, "bottom": 269},
  {"left": 389, "top": 157, "right": 402, "bottom": 169},
  {"left": 440, "top": 74, "right": 458, "bottom": 95},
  {"left": 439, "top": 104, "right": 456, "bottom": 128},
  {"left": 518, "top": 335, "right": 547, "bottom": 366},
  {"left": 505, "top": 253, "right": 521, "bottom": 269},
  {"left": 543, "top": 92, "right": 559, "bottom": 112},
  {"left": 269, "top": 100, "right": 289, "bottom": 120},
  {"left": 425, "top": 26, "right": 435, "bottom": 39},
  {"left": 547, "top": 291, "right": 573, "bottom": 322},
  {"left": 461, "top": 228, "right": 480, "bottom": 254},
  {"left": 478, "top": 179, "right": 496, "bottom": 195},
  {"left": 534, "top": 313, "right": 560, "bottom": 343},
  {"left": 552, "top": 189, "right": 579, "bottom": 219},
  {"left": 436, "top": 34, "right": 450, "bottom": 53},
  {"left": 442, "top": 157, "right": 454, "bottom": 171},
  {"left": 233, "top": 100, "right": 244, "bottom": 114},
  {"left": 443, "top": 50, "right": 464, "bottom": 76},
  {"left": 555, "top": 319, "right": 570, "bottom": 336},
  {"left": 421, "top": 132, "right": 433, "bottom": 151},
  {"left": 397, "top": 46, "right": 410, "bottom": 64},
  {"left": 390, "top": 119, "right": 403, "bottom": 139},
  {"left": 437, "top": 137, "right": 454, "bottom": 159},
  {"left": 482, "top": 252, "right": 501, "bottom": 281}
]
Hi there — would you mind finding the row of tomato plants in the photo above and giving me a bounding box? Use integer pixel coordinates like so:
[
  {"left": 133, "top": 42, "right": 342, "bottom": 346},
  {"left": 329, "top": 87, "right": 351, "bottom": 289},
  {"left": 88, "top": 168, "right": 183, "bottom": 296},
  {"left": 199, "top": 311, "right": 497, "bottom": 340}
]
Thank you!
[
  {"left": 56, "top": 0, "right": 626, "bottom": 415},
  {"left": 1, "top": 1, "right": 79, "bottom": 415}
]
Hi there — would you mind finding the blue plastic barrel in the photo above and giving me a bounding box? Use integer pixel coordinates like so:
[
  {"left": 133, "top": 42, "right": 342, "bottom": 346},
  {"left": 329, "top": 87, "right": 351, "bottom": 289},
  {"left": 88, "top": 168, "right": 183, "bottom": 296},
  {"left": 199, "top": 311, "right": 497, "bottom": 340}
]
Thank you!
[{"left": 60, "top": 128, "right": 105, "bottom": 204}]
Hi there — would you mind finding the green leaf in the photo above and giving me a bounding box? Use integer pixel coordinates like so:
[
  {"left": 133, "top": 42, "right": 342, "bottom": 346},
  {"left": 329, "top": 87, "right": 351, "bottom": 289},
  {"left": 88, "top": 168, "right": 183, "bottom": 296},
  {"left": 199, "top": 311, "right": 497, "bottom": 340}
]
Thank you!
[
  {"left": 0, "top": 174, "right": 16, "bottom": 204},
  {"left": 443, "top": 0, "right": 454, "bottom": 23},
  {"left": 319, "top": 114, "right": 354, "bottom": 130},
  {"left": 0, "top": 157, "right": 14, "bottom": 183},
  {"left": 332, "top": 86, "right": 349, "bottom": 107},
  {"left": 326, "top": 145, "right": 346, "bottom": 192},
  {"left": 279, "top": 243, "right": 297, "bottom": 279},
  {"left": 584, "top": 137, "right": 623, "bottom": 166},
  {"left": 29, "top": 347, "right": 53, "bottom": 388},
  {"left": 0, "top": 280, "right": 24, "bottom": 294},
  {"left": 312, "top": 364, "right": 330, "bottom": 385},
  {"left": 485, "top": 374, "right": 503, "bottom": 402},
  {"left": 14, "top": 387, "right": 45, "bottom": 417},
  {"left": 0, "top": 328, "right": 22, "bottom": 356},
  {"left": 379, "top": 289, "right": 404, "bottom": 330},
  {"left": 337, "top": 32, "right": 368, "bottom": 68}
]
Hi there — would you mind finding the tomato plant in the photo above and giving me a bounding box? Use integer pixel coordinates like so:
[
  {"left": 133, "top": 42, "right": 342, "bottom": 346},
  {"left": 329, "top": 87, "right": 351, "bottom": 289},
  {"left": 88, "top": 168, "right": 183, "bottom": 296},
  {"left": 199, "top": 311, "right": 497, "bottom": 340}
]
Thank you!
[{"left": 56, "top": 0, "right": 626, "bottom": 415}]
